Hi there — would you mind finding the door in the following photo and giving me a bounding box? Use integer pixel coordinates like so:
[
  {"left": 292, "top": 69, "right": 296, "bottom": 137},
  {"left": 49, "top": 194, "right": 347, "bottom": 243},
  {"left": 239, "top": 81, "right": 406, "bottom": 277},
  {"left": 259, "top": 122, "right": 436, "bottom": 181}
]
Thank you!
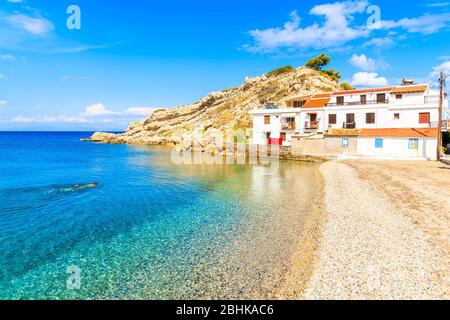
[
  {"left": 266, "top": 132, "right": 271, "bottom": 144},
  {"left": 280, "top": 132, "right": 287, "bottom": 142},
  {"left": 377, "top": 93, "right": 386, "bottom": 103},
  {"left": 309, "top": 113, "right": 318, "bottom": 128},
  {"left": 419, "top": 112, "right": 430, "bottom": 124}
]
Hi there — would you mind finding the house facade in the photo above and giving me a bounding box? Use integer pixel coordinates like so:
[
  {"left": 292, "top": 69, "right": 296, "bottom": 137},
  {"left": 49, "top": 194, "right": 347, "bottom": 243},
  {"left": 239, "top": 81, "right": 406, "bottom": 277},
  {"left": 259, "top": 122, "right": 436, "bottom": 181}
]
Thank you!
[{"left": 250, "top": 84, "right": 448, "bottom": 160}]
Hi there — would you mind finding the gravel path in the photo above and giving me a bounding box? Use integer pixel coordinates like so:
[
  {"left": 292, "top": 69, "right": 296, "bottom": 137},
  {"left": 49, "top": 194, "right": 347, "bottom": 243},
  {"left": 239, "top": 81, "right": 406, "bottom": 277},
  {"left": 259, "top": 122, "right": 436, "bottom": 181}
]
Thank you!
[{"left": 303, "top": 161, "right": 448, "bottom": 300}]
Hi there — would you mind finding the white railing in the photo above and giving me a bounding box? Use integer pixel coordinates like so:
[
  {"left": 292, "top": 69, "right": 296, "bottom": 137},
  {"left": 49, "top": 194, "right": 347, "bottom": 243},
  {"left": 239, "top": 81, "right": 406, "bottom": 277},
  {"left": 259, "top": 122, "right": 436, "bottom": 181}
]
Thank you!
[{"left": 425, "top": 95, "right": 440, "bottom": 104}]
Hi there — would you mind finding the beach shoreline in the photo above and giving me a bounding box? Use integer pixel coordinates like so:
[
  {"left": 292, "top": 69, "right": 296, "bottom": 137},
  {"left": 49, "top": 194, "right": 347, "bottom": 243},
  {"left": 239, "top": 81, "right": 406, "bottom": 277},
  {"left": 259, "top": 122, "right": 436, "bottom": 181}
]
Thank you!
[{"left": 300, "top": 159, "right": 449, "bottom": 300}]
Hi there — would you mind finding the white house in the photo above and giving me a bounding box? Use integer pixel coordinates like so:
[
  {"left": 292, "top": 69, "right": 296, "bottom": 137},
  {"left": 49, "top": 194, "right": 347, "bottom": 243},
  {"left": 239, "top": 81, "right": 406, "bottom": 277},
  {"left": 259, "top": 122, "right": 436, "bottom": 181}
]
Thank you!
[{"left": 250, "top": 84, "right": 448, "bottom": 160}]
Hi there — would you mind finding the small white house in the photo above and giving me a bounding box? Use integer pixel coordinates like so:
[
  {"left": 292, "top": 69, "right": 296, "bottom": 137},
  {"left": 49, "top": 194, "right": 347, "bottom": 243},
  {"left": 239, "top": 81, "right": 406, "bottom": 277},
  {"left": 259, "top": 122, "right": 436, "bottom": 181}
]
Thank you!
[
  {"left": 356, "top": 128, "right": 438, "bottom": 160},
  {"left": 250, "top": 84, "right": 448, "bottom": 160}
]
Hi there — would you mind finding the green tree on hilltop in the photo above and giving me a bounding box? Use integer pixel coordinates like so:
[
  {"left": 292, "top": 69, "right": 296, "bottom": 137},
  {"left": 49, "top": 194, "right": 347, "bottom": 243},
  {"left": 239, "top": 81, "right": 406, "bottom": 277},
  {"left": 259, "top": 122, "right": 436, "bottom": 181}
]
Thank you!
[
  {"left": 305, "top": 53, "right": 342, "bottom": 82},
  {"left": 305, "top": 53, "right": 331, "bottom": 71},
  {"left": 340, "top": 82, "right": 354, "bottom": 90}
]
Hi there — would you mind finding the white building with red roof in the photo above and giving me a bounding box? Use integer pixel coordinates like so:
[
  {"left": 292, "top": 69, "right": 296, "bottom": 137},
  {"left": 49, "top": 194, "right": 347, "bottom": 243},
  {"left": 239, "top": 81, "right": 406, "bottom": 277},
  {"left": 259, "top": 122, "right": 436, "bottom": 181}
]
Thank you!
[{"left": 250, "top": 84, "right": 448, "bottom": 160}]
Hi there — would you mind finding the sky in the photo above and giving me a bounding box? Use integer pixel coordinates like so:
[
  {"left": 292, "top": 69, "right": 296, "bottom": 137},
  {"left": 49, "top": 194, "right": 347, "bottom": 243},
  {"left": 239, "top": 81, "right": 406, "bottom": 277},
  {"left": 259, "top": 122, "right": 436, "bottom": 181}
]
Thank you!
[{"left": 0, "top": 0, "right": 450, "bottom": 131}]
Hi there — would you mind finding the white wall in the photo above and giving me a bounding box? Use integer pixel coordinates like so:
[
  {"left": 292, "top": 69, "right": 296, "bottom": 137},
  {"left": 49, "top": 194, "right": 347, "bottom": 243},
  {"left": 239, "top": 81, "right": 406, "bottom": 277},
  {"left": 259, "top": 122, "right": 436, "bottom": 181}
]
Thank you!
[
  {"left": 322, "top": 105, "right": 439, "bottom": 130},
  {"left": 329, "top": 92, "right": 389, "bottom": 104},
  {"left": 356, "top": 137, "right": 437, "bottom": 160},
  {"left": 251, "top": 113, "right": 298, "bottom": 146}
]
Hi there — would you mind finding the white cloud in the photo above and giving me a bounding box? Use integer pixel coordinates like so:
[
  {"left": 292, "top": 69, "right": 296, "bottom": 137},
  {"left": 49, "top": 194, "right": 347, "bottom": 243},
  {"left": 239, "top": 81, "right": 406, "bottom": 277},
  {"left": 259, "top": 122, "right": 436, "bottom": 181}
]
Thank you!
[
  {"left": 0, "top": 100, "right": 7, "bottom": 108},
  {"left": 60, "top": 75, "right": 96, "bottom": 81},
  {"left": 0, "top": 9, "right": 113, "bottom": 53},
  {"left": 5, "top": 13, "right": 54, "bottom": 36},
  {"left": 81, "top": 103, "right": 120, "bottom": 117},
  {"left": 429, "top": 61, "right": 450, "bottom": 79},
  {"left": 427, "top": 2, "right": 450, "bottom": 7},
  {"left": 381, "top": 13, "right": 450, "bottom": 34},
  {"left": 0, "top": 74, "right": 6, "bottom": 80},
  {"left": 9, "top": 103, "right": 155, "bottom": 127},
  {"left": 351, "top": 72, "right": 389, "bottom": 87},
  {"left": 124, "top": 107, "right": 155, "bottom": 116},
  {"left": 246, "top": 1, "right": 370, "bottom": 52},
  {"left": 11, "top": 115, "right": 88, "bottom": 123},
  {"left": 245, "top": 1, "right": 450, "bottom": 53},
  {"left": 0, "top": 54, "right": 15, "bottom": 60},
  {"left": 363, "top": 37, "right": 395, "bottom": 48},
  {"left": 349, "top": 54, "right": 379, "bottom": 71}
]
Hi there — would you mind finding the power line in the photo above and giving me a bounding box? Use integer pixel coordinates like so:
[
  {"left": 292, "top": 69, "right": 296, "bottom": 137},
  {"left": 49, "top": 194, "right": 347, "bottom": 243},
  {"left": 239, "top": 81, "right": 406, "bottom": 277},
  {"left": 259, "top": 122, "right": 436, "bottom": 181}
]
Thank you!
[{"left": 437, "top": 72, "right": 448, "bottom": 161}]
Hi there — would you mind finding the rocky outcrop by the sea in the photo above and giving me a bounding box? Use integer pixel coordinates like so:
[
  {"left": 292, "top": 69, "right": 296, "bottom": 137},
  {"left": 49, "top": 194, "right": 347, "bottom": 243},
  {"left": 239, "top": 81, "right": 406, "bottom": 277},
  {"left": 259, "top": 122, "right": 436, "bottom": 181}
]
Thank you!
[{"left": 87, "top": 66, "right": 339, "bottom": 148}]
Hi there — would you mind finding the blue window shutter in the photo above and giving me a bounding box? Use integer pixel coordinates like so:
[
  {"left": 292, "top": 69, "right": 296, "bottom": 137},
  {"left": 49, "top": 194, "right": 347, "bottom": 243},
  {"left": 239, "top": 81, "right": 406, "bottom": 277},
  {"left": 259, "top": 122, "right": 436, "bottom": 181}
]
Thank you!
[{"left": 375, "top": 138, "right": 383, "bottom": 148}]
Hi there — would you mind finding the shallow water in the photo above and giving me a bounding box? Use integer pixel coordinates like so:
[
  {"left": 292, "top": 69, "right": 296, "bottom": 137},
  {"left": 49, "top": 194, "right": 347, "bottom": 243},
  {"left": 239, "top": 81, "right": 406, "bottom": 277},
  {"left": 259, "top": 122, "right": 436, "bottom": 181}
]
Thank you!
[{"left": 0, "top": 132, "right": 320, "bottom": 299}]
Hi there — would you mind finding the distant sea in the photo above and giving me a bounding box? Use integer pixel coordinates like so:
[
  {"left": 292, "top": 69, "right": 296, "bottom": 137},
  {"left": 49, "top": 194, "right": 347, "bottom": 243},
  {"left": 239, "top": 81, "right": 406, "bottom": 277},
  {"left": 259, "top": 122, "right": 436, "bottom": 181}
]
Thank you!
[{"left": 0, "top": 132, "right": 319, "bottom": 299}]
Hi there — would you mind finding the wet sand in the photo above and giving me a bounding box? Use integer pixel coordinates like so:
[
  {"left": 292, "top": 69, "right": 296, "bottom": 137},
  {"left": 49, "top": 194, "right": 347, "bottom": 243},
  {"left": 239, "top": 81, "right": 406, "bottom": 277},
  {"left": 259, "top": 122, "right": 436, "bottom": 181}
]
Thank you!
[{"left": 302, "top": 160, "right": 449, "bottom": 300}]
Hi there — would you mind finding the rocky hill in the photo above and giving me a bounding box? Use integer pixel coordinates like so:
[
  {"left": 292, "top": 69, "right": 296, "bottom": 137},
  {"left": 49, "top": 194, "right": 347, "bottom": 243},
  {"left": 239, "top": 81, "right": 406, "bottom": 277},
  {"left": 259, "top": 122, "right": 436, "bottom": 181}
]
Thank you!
[{"left": 89, "top": 66, "right": 339, "bottom": 146}]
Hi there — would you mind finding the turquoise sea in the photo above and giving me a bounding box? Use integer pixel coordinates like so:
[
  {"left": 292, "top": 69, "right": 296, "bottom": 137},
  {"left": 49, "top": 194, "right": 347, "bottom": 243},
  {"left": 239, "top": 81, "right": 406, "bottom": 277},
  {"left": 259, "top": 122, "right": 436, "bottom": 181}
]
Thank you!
[{"left": 0, "top": 132, "right": 319, "bottom": 299}]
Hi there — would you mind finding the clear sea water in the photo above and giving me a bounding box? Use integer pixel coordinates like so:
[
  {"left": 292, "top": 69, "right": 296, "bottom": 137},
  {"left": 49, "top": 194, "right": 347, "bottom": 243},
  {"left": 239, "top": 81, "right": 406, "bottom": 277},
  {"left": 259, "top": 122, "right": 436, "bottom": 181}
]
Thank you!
[{"left": 0, "top": 132, "right": 320, "bottom": 300}]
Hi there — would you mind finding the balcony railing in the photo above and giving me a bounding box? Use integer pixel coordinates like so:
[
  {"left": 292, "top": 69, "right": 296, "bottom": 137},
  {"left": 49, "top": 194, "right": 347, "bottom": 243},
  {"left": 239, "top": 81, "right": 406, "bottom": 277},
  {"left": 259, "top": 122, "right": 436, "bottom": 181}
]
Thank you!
[
  {"left": 343, "top": 122, "right": 356, "bottom": 129},
  {"left": 281, "top": 122, "right": 296, "bottom": 130},
  {"left": 326, "top": 99, "right": 389, "bottom": 107},
  {"left": 305, "top": 121, "right": 319, "bottom": 129},
  {"left": 424, "top": 96, "right": 439, "bottom": 104}
]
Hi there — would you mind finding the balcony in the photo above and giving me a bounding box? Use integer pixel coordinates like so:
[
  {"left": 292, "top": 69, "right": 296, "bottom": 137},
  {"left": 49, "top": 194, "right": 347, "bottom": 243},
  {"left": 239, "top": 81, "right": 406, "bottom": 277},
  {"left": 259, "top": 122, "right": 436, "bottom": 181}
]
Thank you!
[
  {"left": 424, "top": 95, "right": 439, "bottom": 104},
  {"left": 343, "top": 122, "right": 356, "bottom": 129},
  {"left": 305, "top": 121, "right": 319, "bottom": 129},
  {"left": 326, "top": 99, "right": 389, "bottom": 107},
  {"left": 281, "top": 122, "right": 296, "bottom": 130}
]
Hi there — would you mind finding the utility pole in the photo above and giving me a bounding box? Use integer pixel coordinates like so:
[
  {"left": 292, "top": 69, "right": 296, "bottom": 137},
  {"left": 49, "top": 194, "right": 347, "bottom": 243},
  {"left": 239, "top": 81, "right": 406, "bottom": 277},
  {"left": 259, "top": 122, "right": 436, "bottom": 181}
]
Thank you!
[{"left": 437, "top": 72, "right": 445, "bottom": 161}]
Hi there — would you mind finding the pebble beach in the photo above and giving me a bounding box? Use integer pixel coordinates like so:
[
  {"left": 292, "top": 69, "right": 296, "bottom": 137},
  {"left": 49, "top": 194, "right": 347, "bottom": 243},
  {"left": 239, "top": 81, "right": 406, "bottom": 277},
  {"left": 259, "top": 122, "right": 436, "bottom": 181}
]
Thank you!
[{"left": 300, "top": 160, "right": 449, "bottom": 300}]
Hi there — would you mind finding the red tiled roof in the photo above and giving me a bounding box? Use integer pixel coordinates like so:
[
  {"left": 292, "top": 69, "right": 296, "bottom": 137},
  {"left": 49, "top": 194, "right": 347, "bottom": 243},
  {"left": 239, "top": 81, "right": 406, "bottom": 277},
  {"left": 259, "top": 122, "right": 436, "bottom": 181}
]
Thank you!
[
  {"left": 332, "top": 87, "right": 393, "bottom": 95},
  {"left": 391, "top": 85, "right": 428, "bottom": 93},
  {"left": 286, "top": 93, "right": 331, "bottom": 101},
  {"left": 360, "top": 128, "right": 438, "bottom": 138},
  {"left": 303, "top": 98, "right": 330, "bottom": 108}
]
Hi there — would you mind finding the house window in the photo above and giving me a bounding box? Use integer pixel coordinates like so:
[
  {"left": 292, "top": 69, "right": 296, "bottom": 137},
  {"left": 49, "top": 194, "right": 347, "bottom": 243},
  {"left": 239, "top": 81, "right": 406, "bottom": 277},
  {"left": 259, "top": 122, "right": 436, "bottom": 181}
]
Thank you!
[
  {"left": 280, "top": 132, "right": 287, "bottom": 142},
  {"left": 366, "top": 113, "right": 376, "bottom": 124},
  {"left": 328, "top": 114, "right": 337, "bottom": 125},
  {"left": 285, "top": 117, "right": 295, "bottom": 123},
  {"left": 293, "top": 100, "right": 306, "bottom": 108},
  {"left": 377, "top": 93, "right": 386, "bottom": 103},
  {"left": 360, "top": 95, "right": 367, "bottom": 105},
  {"left": 264, "top": 115, "right": 271, "bottom": 125},
  {"left": 336, "top": 96, "right": 344, "bottom": 105},
  {"left": 408, "top": 139, "right": 419, "bottom": 150},
  {"left": 375, "top": 138, "right": 383, "bottom": 148},
  {"left": 396, "top": 94, "right": 403, "bottom": 100},
  {"left": 394, "top": 113, "right": 400, "bottom": 120},
  {"left": 345, "top": 113, "right": 355, "bottom": 128},
  {"left": 342, "top": 138, "right": 349, "bottom": 148},
  {"left": 419, "top": 112, "right": 430, "bottom": 124}
]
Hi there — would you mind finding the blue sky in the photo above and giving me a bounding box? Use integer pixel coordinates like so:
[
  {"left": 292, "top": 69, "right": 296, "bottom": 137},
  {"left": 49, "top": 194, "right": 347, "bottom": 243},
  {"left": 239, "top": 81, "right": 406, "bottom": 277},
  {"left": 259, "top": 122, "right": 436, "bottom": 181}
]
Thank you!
[{"left": 0, "top": 0, "right": 449, "bottom": 131}]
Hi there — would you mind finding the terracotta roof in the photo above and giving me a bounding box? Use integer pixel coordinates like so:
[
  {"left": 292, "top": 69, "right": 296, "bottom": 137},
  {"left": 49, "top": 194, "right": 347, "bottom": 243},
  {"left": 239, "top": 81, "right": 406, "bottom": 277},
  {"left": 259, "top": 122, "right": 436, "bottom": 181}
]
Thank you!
[
  {"left": 302, "top": 98, "right": 330, "bottom": 108},
  {"left": 391, "top": 85, "right": 428, "bottom": 93},
  {"left": 285, "top": 93, "right": 331, "bottom": 101},
  {"left": 312, "top": 93, "right": 332, "bottom": 98},
  {"left": 332, "top": 87, "right": 393, "bottom": 95},
  {"left": 360, "top": 128, "right": 438, "bottom": 138},
  {"left": 325, "top": 129, "right": 361, "bottom": 137}
]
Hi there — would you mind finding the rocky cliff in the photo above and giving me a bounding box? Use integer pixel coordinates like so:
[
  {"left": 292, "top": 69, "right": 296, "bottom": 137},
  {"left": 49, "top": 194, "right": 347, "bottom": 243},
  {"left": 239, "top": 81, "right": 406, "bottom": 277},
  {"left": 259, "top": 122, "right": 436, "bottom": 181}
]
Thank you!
[{"left": 89, "top": 66, "right": 339, "bottom": 146}]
